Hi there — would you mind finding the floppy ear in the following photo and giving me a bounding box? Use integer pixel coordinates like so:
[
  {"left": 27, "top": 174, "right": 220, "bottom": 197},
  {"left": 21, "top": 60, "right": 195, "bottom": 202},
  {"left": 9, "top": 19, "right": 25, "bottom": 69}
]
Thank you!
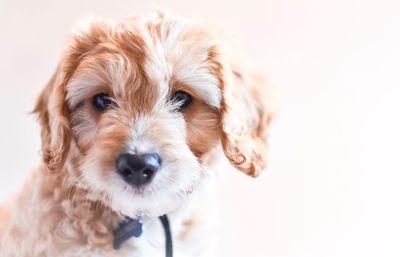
[
  {"left": 33, "top": 18, "right": 113, "bottom": 173},
  {"left": 217, "top": 57, "right": 272, "bottom": 177},
  {"left": 33, "top": 64, "right": 71, "bottom": 174}
]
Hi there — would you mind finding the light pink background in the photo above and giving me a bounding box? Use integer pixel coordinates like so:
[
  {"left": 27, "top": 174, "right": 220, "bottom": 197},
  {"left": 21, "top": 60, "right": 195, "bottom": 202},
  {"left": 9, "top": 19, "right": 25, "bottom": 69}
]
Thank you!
[{"left": 1, "top": 0, "right": 400, "bottom": 256}]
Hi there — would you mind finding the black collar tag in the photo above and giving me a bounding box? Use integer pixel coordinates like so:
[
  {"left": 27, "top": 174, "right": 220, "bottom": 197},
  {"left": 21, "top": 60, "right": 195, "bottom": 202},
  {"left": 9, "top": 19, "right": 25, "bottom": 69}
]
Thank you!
[{"left": 113, "top": 217, "right": 143, "bottom": 250}]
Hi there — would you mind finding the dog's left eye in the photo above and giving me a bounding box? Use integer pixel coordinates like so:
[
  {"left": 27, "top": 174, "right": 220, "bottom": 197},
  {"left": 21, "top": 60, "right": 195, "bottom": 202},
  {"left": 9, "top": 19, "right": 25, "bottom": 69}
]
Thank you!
[
  {"left": 170, "top": 90, "right": 193, "bottom": 111},
  {"left": 92, "top": 93, "right": 113, "bottom": 111}
]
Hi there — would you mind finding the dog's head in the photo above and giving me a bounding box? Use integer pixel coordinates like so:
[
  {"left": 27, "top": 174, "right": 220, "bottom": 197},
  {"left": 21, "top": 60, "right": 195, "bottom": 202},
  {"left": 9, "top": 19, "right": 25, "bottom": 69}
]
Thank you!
[{"left": 34, "top": 12, "right": 271, "bottom": 218}]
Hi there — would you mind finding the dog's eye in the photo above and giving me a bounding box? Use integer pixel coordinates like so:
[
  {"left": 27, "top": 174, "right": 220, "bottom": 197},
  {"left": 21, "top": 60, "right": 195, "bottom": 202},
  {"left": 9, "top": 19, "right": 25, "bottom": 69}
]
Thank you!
[
  {"left": 92, "top": 93, "right": 113, "bottom": 111},
  {"left": 171, "top": 90, "right": 193, "bottom": 111}
]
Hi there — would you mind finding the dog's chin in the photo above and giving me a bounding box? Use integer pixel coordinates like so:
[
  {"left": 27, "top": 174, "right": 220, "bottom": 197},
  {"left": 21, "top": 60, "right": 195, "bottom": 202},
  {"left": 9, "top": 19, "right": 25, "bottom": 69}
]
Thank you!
[
  {"left": 106, "top": 189, "right": 190, "bottom": 218},
  {"left": 112, "top": 198, "right": 181, "bottom": 218},
  {"left": 89, "top": 176, "right": 200, "bottom": 219}
]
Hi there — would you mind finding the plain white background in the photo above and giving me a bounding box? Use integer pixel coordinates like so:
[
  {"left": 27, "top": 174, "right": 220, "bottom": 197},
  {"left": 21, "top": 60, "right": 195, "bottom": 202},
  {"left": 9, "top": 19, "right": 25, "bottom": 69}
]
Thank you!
[{"left": 1, "top": 0, "right": 400, "bottom": 256}]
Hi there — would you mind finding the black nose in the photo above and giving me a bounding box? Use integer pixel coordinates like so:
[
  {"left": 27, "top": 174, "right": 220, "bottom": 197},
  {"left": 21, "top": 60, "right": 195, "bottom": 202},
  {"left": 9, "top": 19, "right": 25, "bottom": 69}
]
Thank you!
[{"left": 116, "top": 153, "right": 161, "bottom": 187}]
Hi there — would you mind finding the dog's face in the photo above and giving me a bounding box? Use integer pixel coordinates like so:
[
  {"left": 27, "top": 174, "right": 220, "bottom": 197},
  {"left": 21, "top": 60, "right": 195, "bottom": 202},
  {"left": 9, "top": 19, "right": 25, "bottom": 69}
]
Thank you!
[{"left": 34, "top": 13, "right": 270, "bottom": 218}]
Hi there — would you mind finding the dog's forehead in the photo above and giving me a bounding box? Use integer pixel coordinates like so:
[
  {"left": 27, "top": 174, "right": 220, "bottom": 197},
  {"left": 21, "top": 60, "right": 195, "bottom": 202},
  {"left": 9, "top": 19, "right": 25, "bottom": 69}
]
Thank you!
[
  {"left": 66, "top": 16, "right": 221, "bottom": 110},
  {"left": 132, "top": 17, "right": 221, "bottom": 108}
]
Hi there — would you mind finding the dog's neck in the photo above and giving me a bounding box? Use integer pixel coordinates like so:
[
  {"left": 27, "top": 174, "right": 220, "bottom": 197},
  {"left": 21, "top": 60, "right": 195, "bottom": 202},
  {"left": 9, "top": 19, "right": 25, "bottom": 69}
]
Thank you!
[
  {"left": 0, "top": 166, "right": 125, "bottom": 256},
  {"left": 39, "top": 166, "right": 121, "bottom": 250}
]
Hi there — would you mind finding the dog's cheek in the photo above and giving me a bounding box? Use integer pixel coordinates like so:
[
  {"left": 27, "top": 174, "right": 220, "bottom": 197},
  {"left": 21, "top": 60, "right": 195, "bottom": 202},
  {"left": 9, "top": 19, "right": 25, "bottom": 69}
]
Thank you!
[
  {"left": 73, "top": 114, "right": 131, "bottom": 192},
  {"left": 185, "top": 102, "right": 221, "bottom": 158},
  {"left": 70, "top": 108, "right": 98, "bottom": 153}
]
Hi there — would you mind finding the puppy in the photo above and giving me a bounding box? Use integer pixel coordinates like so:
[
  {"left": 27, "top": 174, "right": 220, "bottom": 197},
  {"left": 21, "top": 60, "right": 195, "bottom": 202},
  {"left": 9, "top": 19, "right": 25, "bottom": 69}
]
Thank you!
[{"left": 0, "top": 11, "right": 271, "bottom": 257}]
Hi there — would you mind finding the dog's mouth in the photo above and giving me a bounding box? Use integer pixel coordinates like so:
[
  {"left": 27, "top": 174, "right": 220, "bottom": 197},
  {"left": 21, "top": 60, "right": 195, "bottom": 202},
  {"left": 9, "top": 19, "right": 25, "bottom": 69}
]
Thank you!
[{"left": 121, "top": 181, "right": 153, "bottom": 196}]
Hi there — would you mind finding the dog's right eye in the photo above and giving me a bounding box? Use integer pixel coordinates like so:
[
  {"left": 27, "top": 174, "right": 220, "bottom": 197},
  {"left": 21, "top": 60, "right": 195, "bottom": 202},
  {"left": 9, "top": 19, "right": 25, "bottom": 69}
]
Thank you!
[
  {"left": 92, "top": 93, "right": 113, "bottom": 112},
  {"left": 170, "top": 90, "right": 193, "bottom": 111}
]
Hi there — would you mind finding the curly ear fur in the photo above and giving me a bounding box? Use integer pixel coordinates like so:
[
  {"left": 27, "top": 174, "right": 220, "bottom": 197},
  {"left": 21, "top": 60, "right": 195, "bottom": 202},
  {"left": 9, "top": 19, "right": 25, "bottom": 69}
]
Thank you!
[
  {"left": 33, "top": 18, "right": 112, "bottom": 174},
  {"left": 221, "top": 65, "right": 271, "bottom": 177},
  {"left": 210, "top": 47, "right": 272, "bottom": 177},
  {"left": 33, "top": 64, "right": 72, "bottom": 174}
]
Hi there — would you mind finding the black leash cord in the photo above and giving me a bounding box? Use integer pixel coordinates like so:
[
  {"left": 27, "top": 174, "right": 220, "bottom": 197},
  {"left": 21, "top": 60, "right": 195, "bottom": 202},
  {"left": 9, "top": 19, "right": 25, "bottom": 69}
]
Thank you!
[{"left": 159, "top": 215, "right": 173, "bottom": 257}]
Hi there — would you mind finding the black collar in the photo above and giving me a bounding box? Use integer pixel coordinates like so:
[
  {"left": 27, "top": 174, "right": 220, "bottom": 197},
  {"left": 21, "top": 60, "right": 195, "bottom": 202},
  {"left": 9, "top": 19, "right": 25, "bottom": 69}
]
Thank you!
[
  {"left": 113, "top": 217, "right": 143, "bottom": 250},
  {"left": 113, "top": 215, "right": 173, "bottom": 257}
]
